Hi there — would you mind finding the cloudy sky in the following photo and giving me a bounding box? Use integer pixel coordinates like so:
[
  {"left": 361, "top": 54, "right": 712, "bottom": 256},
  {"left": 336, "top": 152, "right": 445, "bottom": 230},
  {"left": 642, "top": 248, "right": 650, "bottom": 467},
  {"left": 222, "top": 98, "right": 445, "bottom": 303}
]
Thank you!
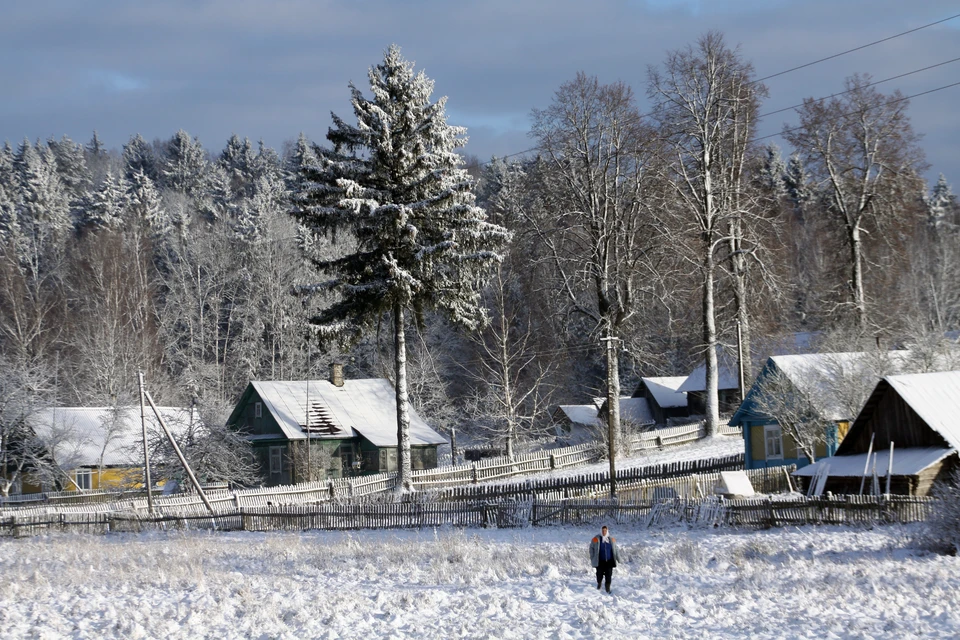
[{"left": 2, "top": 1, "right": 958, "bottom": 184}]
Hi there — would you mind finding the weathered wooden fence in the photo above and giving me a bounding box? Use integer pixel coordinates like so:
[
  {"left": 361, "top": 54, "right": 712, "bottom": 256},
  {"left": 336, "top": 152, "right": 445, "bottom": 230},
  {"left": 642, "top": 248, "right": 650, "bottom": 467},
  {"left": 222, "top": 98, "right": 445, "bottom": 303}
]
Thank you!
[
  {"left": 424, "top": 453, "right": 746, "bottom": 503},
  {"left": 0, "top": 494, "right": 933, "bottom": 538},
  {"left": 2, "top": 422, "right": 741, "bottom": 516}
]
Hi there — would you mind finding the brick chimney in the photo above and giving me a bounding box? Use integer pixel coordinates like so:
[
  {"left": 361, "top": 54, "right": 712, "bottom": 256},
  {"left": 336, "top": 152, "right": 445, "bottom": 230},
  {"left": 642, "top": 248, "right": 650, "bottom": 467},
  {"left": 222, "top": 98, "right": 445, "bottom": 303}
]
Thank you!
[{"left": 330, "top": 363, "right": 344, "bottom": 387}]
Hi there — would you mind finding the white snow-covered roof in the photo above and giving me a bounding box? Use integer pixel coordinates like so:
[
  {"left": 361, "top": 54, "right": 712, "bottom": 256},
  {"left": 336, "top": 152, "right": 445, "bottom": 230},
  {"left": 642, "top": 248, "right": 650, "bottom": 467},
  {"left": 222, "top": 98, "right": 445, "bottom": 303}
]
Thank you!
[
  {"left": 252, "top": 379, "right": 447, "bottom": 447},
  {"left": 640, "top": 377, "right": 688, "bottom": 409},
  {"left": 793, "top": 447, "right": 955, "bottom": 477},
  {"left": 28, "top": 406, "right": 193, "bottom": 468},
  {"left": 554, "top": 405, "right": 600, "bottom": 428},
  {"left": 883, "top": 370, "right": 960, "bottom": 451},
  {"left": 677, "top": 363, "right": 740, "bottom": 393},
  {"left": 769, "top": 351, "right": 913, "bottom": 422},
  {"left": 619, "top": 397, "right": 655, "bottom": 426}
]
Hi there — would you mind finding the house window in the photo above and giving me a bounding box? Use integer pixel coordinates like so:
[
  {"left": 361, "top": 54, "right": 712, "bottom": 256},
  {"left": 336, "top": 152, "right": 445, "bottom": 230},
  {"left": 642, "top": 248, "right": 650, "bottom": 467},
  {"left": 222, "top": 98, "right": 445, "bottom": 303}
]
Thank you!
[
  {"left": 255, "top": 402, "right": 262, "bottom": 418},
  {"left": 75, "top": 469, "right": 92, "bottom": 491},
  {"left": 764, "top": 425, "right": 783, "bottom": 460},
  {"left": 269, "top": 446, "right": 283, "bottom": 476}
]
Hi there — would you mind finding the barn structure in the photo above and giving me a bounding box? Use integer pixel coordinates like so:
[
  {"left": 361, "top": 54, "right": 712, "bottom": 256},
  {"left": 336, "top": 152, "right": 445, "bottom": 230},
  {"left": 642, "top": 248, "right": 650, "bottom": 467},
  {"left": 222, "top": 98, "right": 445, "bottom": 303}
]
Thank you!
[
  {"left": 228, "top": 365, "right": 447, "bottom": 485},
  {"left": 631, "top": 376, "right": 689, "bottom": 424},
  {"left": 794, "top": 370, "right": 960, "bottom": 496}
]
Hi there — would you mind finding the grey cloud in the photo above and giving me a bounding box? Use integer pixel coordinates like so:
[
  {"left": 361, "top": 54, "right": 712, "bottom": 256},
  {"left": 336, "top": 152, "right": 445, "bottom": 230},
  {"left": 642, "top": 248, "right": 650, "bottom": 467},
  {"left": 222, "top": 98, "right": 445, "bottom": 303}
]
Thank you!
[{"left": 1, "top": 0, "right": 957, "bottom": 183}]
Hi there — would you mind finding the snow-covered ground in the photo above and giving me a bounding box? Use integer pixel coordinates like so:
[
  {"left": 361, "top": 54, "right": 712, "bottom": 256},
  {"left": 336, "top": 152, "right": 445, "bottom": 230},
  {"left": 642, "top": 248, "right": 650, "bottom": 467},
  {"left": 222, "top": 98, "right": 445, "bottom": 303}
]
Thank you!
[{"left": 2, "top": 522, "right": 957, "bottom": 639}]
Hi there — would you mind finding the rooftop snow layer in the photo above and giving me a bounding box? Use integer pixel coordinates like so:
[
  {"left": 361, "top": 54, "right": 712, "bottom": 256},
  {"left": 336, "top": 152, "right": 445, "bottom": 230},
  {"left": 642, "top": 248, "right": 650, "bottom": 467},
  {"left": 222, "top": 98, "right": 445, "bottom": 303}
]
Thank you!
[
  {"left": 252, "top": 379, "right": 446, "bottom": 447},
  {"left": 555, "top": 405, "right": 600, "bottom": 427},
  {"left": 793, "top": 446, "right": 955, "bottom": 477},
  {"left": 640, "top": 376, "right": 688, "bottom": 408},
  {"left": 619, "top": 397, "right": 655, "bottom": 426},
  {"left": 28, "top": 406, "right": 193, "bottom": 468},
  {"left": 881, "top": 370, "right": 960, "bottom": 450}
]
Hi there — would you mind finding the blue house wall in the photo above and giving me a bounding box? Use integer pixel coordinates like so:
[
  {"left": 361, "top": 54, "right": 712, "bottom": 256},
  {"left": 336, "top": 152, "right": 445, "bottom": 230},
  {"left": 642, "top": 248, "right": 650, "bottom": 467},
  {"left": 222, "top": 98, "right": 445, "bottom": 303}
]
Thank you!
[{"left": 731, "top": 359, "right": 844, "bottom": 471}]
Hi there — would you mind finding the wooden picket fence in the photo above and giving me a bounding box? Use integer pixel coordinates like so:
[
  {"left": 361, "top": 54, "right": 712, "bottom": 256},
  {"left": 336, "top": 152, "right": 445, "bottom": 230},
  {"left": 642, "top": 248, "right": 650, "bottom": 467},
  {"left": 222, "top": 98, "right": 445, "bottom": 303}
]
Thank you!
[
  {"left": 424, "top": 453, "right": 746, "bottom": 503},
  {"left": 0, "top": 493, "right": 934, "bottom": 538},
  {"left": 0, "top": 419, "right": 747, "bottom": 521}
]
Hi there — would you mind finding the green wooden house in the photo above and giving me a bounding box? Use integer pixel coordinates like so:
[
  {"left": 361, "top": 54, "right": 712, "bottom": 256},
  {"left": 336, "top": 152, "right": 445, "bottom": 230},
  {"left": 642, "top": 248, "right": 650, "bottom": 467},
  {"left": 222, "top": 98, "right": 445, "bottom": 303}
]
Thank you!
[{"left": 227, "top": 367, "right": 447, "bottom": 485}]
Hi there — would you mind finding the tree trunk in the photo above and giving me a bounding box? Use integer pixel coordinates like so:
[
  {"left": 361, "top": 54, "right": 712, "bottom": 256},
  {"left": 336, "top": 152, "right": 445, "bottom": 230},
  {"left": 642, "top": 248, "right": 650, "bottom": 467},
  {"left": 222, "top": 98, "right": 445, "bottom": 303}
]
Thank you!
[
  {"left": 850, "top": 225, "right": 866, "bottom": 331},
  {"left": 703, "top": 251, "right": 720, "bottom": 437},
  {"left": 393, "top": 303, "right": 413, "bottom": 492},
  {"left": 728, "top": 224, "right": 752, "bottom": 389},
  {"left": 605, "top": 326, "right": 620, "bottom": 497}
]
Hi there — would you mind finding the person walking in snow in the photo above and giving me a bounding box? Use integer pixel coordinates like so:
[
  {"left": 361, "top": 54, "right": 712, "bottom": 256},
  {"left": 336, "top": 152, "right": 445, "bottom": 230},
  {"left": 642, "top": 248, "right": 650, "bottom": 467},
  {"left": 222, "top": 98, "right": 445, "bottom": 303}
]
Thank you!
[{"left": 589, "top": 525, "right": 620, "bottom": 593}]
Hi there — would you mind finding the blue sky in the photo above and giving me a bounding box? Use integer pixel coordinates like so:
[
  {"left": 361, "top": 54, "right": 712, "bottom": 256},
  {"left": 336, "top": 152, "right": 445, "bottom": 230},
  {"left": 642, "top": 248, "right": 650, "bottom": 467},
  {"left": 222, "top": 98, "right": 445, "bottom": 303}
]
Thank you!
[{"left": 2, "top": 0, "right": 958, "bottom": 184}]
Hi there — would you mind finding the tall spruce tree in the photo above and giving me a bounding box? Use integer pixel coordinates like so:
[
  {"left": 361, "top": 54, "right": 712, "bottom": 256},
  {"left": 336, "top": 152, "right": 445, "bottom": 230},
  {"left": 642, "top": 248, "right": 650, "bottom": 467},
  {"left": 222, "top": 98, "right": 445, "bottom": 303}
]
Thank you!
[{"left": 295, "top": 45, "right": 509, "bottom": 491}]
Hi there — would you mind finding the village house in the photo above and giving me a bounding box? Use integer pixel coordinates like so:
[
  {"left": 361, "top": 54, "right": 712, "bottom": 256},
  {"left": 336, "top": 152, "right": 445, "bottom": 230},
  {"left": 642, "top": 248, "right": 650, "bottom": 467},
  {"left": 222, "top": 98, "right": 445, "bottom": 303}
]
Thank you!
[
  {"left": 730, "top": 351, "right": 915, "bottom": 470},
  {"left": 15, "top": 405, "right": 192, "bottom": 495},
  {"left": 794, "top": 370, "right": 960, "bottom": 496},
  {"left": 227, "top": 364, "right": 447, "bottom": 485},
  {"left": 631, "top": 376, "right": 689, "bottom": 424}
]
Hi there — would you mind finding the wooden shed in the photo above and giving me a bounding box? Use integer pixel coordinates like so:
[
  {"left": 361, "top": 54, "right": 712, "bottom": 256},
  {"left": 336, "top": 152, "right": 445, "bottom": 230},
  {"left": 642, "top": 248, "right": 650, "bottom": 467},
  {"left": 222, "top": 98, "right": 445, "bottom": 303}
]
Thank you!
[
  {"left": 631, "top": 376, "right": 689, "bottom": 425},
  {"left": 794, "top": 371, "right": 960, "bottom": 496}
]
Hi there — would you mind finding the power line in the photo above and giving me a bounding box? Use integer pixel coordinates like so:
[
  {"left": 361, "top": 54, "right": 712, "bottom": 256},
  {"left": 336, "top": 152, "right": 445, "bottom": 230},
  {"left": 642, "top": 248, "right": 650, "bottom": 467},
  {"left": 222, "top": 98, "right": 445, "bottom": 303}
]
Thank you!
[
  {"left": 478, "top": 14, "right": 960, "bottom": 167},
  {"left": 753, "top": 12, "right": 960, "bottom": 84},
  {"left": 757, "top": 56, "right": 960, "bottom": 119},
  {"left": 754, "top": 79, "right": 960, "bottom": 143}
]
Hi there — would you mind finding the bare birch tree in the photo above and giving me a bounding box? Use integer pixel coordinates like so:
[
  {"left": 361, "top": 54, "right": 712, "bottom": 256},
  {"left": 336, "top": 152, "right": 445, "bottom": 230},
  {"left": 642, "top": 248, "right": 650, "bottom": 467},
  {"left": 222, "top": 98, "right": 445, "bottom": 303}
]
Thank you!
[
  {"left": 530, "top": 72, "right": 664, "bottom": 496},
  {"left": 783, "top": 74, "right": 926, "bottom": 332},
  {"left": 647, "top": 31, "right": 766, "bottom": 435}
]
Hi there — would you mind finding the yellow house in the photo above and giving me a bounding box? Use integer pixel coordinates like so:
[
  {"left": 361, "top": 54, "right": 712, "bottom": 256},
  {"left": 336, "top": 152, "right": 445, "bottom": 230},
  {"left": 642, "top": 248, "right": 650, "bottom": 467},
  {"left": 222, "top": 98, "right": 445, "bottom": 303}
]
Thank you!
[{"left": 16, "top": 406, "right": 193, "bottom": 495}]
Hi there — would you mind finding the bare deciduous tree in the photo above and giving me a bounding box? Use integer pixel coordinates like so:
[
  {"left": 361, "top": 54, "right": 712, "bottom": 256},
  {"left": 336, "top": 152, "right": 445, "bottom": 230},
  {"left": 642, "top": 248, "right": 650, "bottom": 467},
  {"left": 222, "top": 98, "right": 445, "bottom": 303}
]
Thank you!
[
  {"left": 648, "top": 31, "right": 766, "bottom": 435},
  {"left": 783, "top": 74, "right": 927, "bottom": 331},
  {"left": 530, "top": 72, "right": 663, "bottom": 496}
]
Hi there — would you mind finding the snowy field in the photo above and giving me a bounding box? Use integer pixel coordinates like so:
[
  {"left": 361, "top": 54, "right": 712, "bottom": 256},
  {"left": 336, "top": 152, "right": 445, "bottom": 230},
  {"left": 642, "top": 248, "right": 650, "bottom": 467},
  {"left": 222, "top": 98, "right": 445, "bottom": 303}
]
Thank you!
[{"left": 2, "top": 522, "right": 957, "bottom": 639}]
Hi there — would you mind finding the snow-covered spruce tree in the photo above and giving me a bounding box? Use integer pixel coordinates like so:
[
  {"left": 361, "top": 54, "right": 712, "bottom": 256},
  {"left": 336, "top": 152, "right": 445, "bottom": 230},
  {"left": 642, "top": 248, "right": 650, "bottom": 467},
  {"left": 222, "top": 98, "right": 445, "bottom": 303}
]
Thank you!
[{"left": 295, "top": 45, "right": 510, "bottom": 492}]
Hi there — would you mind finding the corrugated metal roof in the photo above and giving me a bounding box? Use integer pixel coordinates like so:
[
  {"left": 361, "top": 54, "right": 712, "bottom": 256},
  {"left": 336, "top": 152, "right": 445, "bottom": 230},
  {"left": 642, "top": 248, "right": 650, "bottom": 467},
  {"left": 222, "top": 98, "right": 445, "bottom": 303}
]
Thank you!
[
  {"left": 640, "top": 377, "right": 688, "bottom": 408},
  {"left": 28, "top": 406, "right": 192, "bottom": 468},
  {"left": 252, "top": 379, "right": 447, "bottom": 447},
  {"left": 794, "top": 447, "right": 955, "bottom": 477},
  {"left": 885, "top": 370, "right": 960, "bottom": 451}
]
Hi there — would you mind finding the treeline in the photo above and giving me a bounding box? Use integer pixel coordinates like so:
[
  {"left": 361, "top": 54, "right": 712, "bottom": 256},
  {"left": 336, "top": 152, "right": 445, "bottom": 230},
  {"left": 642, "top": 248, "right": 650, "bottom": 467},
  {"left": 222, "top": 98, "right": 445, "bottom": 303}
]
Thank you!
[{"left": 0, "top": 33, "right": 958, "bottom": 449}]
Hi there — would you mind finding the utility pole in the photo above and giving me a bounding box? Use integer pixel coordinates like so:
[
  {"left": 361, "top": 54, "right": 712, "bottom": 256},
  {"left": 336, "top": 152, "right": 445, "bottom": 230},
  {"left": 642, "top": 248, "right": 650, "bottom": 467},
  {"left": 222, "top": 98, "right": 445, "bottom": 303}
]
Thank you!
[
  {"left": 736, "top": 318, "right": 746, "bottom": 404},
  {"left": 137, "top": 371, "right": 154, "bottom": 514},
  {"left": 601, "top": 335, "right": 620, "bottom": 498}
]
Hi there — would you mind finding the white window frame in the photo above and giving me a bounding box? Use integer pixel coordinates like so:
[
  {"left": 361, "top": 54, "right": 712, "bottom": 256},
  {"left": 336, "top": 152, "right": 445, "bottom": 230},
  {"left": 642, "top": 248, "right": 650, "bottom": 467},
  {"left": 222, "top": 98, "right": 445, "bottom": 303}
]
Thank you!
[
  {"left": 75, "top": 468, "right": 92, "bottom": 491},
  {"left": 255, "top": 402, "right": 262, "bottom": 418},
  {"left": 764, "top": 424, "right": 783, "bottom": 460},
  {"left": 269, "top": 446, "right": 283, "bottom": 475}
]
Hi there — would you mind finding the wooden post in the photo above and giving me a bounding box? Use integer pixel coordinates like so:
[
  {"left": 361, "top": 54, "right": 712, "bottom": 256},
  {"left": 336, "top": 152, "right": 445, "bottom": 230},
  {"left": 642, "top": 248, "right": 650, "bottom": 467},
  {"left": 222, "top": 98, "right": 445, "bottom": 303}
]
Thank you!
[
  {"left": 137, "top": 372, "right": 155, "bottom": 515},
  {"left": 142, "top": 386, "right": 216, "bottom": 515},
  {"left": 859, "top": 433, "right": 875, "bottom": 495},
  {"left": 885, "top": 442, "right": 894, "bottom": 495}
]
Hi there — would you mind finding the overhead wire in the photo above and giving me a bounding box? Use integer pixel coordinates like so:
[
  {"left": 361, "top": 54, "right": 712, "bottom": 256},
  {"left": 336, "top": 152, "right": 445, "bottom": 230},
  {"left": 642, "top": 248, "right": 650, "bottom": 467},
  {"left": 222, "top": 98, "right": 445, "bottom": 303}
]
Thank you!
[
  {"left": 478, "top": 13, "right": 960, "bottom": 166},
  {"left": 754, "top": 79, "right": 960, "bottom": 143}
]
